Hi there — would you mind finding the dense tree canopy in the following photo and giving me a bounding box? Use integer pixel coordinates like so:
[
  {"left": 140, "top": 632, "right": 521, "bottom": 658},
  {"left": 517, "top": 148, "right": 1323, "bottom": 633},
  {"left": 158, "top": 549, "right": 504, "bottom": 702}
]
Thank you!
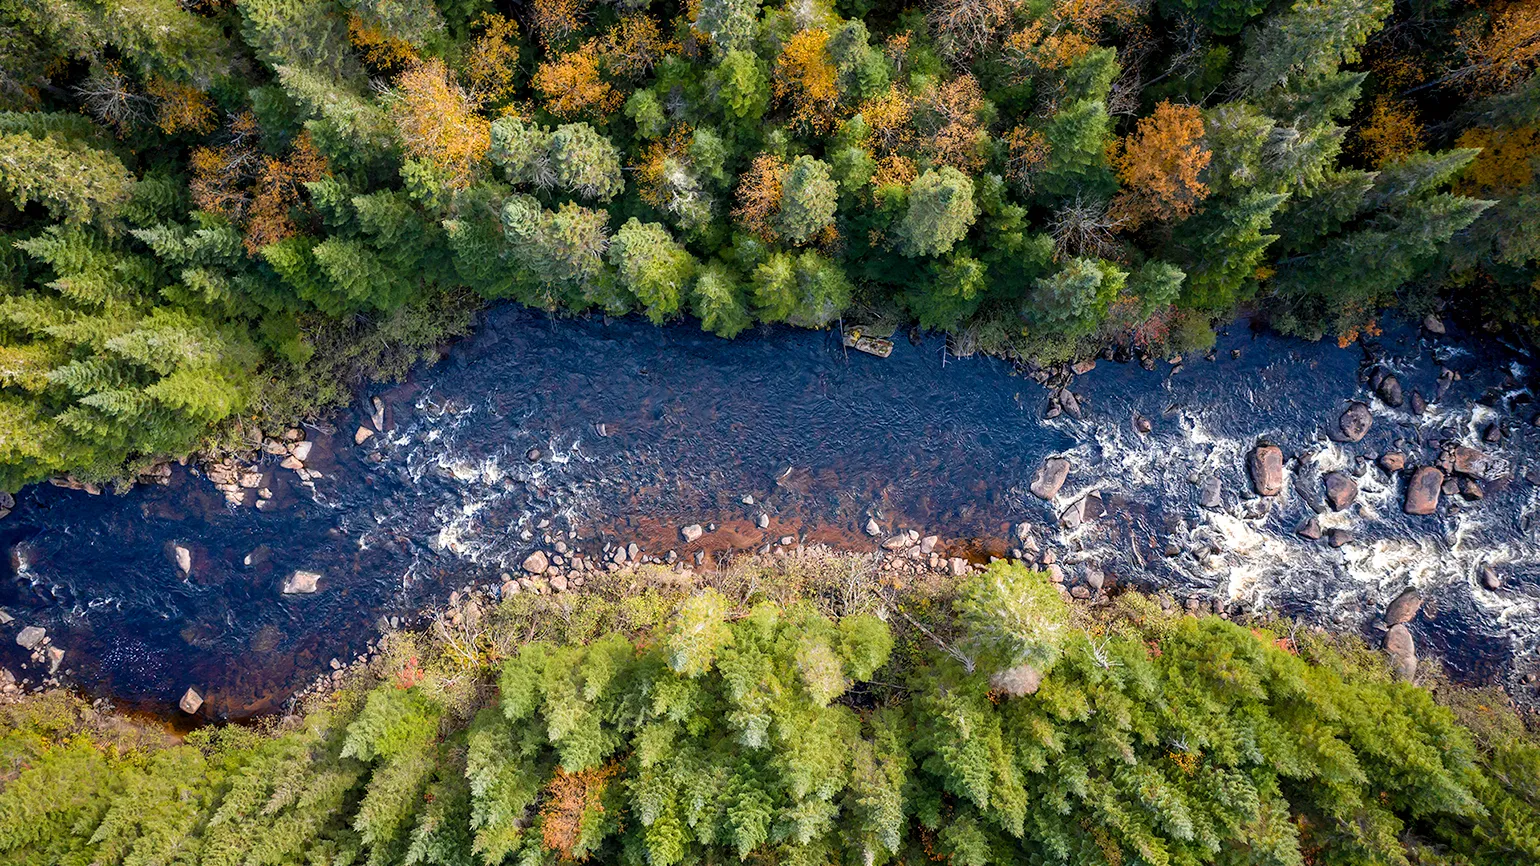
[
  {"left": 1, "top": 561, "right": 1538, "bottom": 865},
  {"left": 1, "top": 0, "right": 1538, "bottom": 486}
]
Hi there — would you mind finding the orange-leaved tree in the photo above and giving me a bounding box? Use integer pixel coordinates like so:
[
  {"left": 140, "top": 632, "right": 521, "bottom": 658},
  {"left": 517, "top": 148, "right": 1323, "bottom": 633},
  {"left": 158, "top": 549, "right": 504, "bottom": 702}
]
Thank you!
[
  {"left": 390, "top": 57, "right": 491, "bottom": 191},
  {"left": 1108, "top": 101, "right": 1211, "bottom": 228},
  {"left": 774, "top": 29, "right": 842, "bottom": 134}
]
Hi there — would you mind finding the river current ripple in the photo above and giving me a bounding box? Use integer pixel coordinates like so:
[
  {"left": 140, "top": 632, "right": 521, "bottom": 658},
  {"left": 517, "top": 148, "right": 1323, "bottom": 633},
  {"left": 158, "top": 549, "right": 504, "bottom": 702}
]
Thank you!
[{"left": 2, "top": 308, "right": 1537, "bottom": 716}]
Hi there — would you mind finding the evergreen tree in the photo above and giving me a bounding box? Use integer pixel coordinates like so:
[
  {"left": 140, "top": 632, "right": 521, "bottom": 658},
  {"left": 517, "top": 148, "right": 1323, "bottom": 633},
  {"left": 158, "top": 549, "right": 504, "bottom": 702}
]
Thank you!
[
  {"left": 898, "top": 167, "right": 977, "bottom": 258},
  {"left": 609, "top": 218, "right": 697, "bottom": 324},
  {"left": 776, "top": 156, "right": 838, "bottom": 245}
]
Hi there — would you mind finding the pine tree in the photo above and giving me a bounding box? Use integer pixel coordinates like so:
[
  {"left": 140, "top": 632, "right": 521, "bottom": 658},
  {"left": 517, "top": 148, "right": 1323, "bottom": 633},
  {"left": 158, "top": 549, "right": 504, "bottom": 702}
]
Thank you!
[
  {"left": 898, "top": 167, "right": 977, "bottom": 257},
  {"left": 691, "top": 260, "right": 753, "bottom": 337},
  {"left": 776, "top": 156, "right": 838, "bottom": 245},
  {"left": 608, "top": 218, "right": 697, "bottom": 324}
]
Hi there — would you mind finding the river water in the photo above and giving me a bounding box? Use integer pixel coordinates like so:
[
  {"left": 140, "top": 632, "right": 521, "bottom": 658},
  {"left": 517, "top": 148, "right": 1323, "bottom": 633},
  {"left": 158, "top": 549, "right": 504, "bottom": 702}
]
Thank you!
[{"left": 2, "top": 307, "right": 1537, "bottom": 716}]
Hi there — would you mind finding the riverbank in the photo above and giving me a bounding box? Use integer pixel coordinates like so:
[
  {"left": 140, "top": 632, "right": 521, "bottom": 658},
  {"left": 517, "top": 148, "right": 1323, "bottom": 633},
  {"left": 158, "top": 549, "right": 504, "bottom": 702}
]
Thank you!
[
  {"left": 2, "top": 309, "right": 1536, "bottom": 718},
  {"left": 3, "top": 551, "right": 1538, "bottom": 865}
]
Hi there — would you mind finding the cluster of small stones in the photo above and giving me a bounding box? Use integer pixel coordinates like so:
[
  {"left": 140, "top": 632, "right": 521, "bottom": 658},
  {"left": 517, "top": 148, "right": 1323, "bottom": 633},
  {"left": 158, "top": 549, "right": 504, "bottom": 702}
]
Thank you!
[
  {"left": 206, "top": 426, "right": 319, "bottom": 508},
  {"left": 0, "top": 616, "right": 69, "bottom": 702}
]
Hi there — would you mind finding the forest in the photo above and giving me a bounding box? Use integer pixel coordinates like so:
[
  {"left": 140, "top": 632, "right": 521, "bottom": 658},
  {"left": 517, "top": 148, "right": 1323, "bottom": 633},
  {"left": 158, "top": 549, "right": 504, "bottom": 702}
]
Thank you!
[
  {"left": 1, "top": 559, "right": 1539, "bottom": 865},
  {"left": 1, "top": 0, "right": 1538, "bottom": 487}
]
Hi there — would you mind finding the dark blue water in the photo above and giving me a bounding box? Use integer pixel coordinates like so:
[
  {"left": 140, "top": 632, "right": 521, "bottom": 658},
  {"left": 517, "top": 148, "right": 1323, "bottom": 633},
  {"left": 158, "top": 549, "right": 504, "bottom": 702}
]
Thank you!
[{"left": 2, "top": 307, "right": 1537, "bottom": 716}]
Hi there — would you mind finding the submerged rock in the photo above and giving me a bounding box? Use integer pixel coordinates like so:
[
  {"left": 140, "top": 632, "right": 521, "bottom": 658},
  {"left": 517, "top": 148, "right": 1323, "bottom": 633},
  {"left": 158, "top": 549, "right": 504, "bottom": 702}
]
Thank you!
[
  {"left": 282, "top": 570, "right": 321, "bottom": 594},
  {"left": 1199, "top": 476, "right": 1222, "bottom": 509},
  {"left": 1404, "top": 467, "right": 1444, "bottom": 515},
  {"left": 180, "top": 687, "right": 204, "bottom": 715},
  {"left": 1248, "top": 444, "right": 1284, "bottom": 496}
]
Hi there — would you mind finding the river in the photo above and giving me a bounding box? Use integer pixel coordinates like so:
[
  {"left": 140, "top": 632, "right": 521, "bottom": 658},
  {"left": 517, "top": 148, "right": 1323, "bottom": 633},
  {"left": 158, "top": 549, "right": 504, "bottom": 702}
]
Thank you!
[{"left": 2, "top": 307, "right": 1537, "bottom": 716}]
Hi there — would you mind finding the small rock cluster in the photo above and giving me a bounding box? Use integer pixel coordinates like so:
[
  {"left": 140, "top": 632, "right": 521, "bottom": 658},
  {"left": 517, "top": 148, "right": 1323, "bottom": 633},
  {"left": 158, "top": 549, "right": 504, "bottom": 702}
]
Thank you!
[{"left": 206, "top": 426, "right": 320, "bottom": 507}]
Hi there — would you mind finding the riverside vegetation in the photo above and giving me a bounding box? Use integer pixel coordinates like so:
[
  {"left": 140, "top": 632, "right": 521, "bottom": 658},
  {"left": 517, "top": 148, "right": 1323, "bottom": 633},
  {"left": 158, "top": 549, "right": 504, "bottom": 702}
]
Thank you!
[
  {"left": 1, "top": 556, "right": 1539, "bottom": 866},
  {"left": 3, "top": 0, "right": 1540, "bottom": 489}
]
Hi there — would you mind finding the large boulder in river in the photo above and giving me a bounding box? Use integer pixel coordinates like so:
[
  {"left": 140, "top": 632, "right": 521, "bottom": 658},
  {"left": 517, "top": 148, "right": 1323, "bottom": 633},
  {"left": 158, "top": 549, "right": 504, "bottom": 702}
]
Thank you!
[
  {"left": 1248, "top": 444, "right": 1284, "bottom": 497},
  {"left": 1404, "top": 467, "right": 1444, "bottom": 515},
  {"left": 1339, "top": 404, "right": 1373, "bottom": 442},
  {"left": 15, "top": 626, "right": 45, "bottom": 650},
  {"left": 1030, "top": 458, "right": 1070, "bottom": 500},
  {"left": 1386, "top": 588, "right": 1422, "bottom": 625},
  {"left": 522, "top": 550, "right": 550, "bottom": 575},
  {"left": 1385, "top": 624, "right": 1417, "bottom": 681},
  {"left": 180, "top": 687, "right": 204, "bottom": 715},
  {"left": 1452, "top": 446, "right": 1496, "bottom": 480},
  {"left": 1323, "top": 471, "right": 1358, "bottom": 510}
]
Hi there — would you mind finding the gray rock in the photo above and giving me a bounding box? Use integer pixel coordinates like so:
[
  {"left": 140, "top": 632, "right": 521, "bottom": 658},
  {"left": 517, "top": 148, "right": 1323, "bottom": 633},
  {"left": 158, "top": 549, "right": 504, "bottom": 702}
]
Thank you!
[
  {"left": 1385, "top": 624, "right": 1417, "bottom": 681},
  {"left": 949, "top": 557, "right": 968, "bottom": 577},
  {"left": 174, "top": 545, "right": 192, "bottom": 576},
  {"left": 920, "top": 535, "right": 939, "bottom": 554},
  {"left": 680, "top": 524, "right": 704, "bottom": 543},
  {"left": 290, "top": 440, "right": 313, "bottom": 462},
  {"left": 1386, "top": 588, "right": 1422, "bottom": 625},
  {"left": 370, "top": 396, "right": 386, "bottom": 431},
  {"left": 865, "top": 518, "right": 881, "bottom": 537},
  {"left": 1199, "top": 476, "right": 1222, "bottom": 509},
  {"left": 522, "top": 550, "right": 550, "bottom": 574},
  {"left": 756, "top": 513, "right": 769, "bottom": 529},
  {"left": 46, "top": 646, "right": 63, "bottom": 673},
  {"left": 15, "top": 626, "right": 45, "bottom": 650},
  {"left": 1030, "top": 458, "right": 1071, "bottom": 500},
  {"left": 1423, "top": 314, "right": 1446, "bottom": 335},
  {"left": 282, "top": 570, "right": 321, "bottom": 594},
  {"left": 1134, "top": 414, "right": 1152, "bottom": 434},
  {"left": 1404, "top": 467, "right": 1443, "bottom": 515},
  {"left": 180, "top": 687, "right": 204, "bottom": 714},
  {"left": 1377, "top": 374, "right": 1405, "bottom": 407},
  {"left": 1084, "top": 567, "right": 1104, "bottom": 591},
  {"left": 1339, "top": 403, "right": 1373, "bottom": 442},
  {"left": 548, "top": 573, "right": 568, "bottom": 592},
  {"left": 1324, "top": 471, "right": 1358, "bottom": 510},
  {"left": 1058, "top": 389, "right": 1082, "bottom": 419},
  {"left": 1410, "top": 390, "right": 1427, "bottom": 415},
  {"left": 1248, "top": 444, "right": 1285, "bottom": 496}
]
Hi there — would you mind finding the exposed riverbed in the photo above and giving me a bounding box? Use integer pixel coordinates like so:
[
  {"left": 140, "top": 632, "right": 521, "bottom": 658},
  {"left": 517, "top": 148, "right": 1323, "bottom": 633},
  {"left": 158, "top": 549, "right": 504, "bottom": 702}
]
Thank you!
[{"left": 2, "top": 307, "right": 1537, "bottom": 716}]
